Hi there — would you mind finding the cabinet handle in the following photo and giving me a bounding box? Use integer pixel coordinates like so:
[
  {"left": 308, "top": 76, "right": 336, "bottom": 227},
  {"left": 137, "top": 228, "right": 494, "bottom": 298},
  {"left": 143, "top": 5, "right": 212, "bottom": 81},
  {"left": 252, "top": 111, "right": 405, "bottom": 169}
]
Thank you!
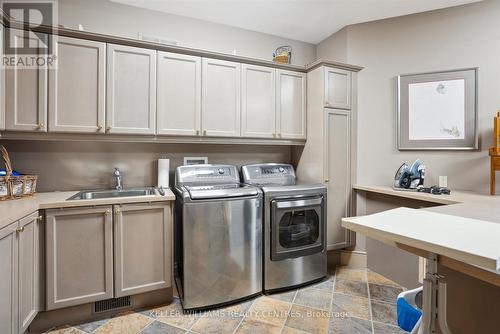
[
  {"left": 16, "top": 226, "right": 25, "bottom": 233},
  {"left": 324, "top": 179, "right": 330, "bottom": 183},
  {"left": 97, "top": 125, "right": 103, "bottom": 131},
  {"left": 203, "top": 130, "right": 207, "bottom": 136},
  {"left": 196, "top": 130, "right": 200, "bottom": 136},
  {"left": 37, "top": 215, "right": 43, "bottom": 222},
  {"left": 106, "top": 125, "right": 112, "bottom": 131},
  {"left": 36, "top": 123, "right": 44, "bottom": 130},
  {"left": 105, "top": 210, "right": 111, "bottom": 215},
  {"left": 114, "top": 209, "right": 121, "bottom": 214}
]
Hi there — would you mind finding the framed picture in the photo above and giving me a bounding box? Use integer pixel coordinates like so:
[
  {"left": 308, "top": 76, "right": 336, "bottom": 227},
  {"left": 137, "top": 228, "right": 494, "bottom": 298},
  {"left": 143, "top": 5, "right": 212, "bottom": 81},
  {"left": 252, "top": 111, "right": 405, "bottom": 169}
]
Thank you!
[{"left": 398, "top": 68, "right": 478, "bottom": 150}]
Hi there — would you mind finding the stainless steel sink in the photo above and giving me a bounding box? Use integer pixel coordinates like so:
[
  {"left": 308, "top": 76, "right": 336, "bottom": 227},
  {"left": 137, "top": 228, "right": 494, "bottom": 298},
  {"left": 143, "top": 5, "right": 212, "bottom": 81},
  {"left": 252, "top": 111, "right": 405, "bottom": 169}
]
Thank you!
[{"left": 68, "top": 187, "right": 159, "bottom": 200}]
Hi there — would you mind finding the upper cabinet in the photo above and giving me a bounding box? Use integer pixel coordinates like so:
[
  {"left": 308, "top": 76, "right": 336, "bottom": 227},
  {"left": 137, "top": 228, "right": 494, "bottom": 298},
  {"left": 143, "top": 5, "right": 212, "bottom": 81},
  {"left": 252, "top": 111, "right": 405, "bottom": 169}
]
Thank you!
[
  {"left": 49, "top": 36, "right": 105, "bottom": 133},
  {"left": 107, "top": 44, "right": 156, "bottom": 135},
  {"left": 201, "top": 58, "right": 241, "bottom": 137},
  {"left": 276, "top": 70, "right": 306, "bottom": 140},
  {"left": 5, "top": 29, "right": 48, "bottom": 132},
  {"left": 241, "top": 64, "right": 276, "bottom": 138},
  {"left": 324, "top": 67, "right": 352, "bottom": 110},
  {"left": 0, "top": 30, "right": 309, "bottom": 143},
  {"left": 157, "top": 52, "right": 201, "bottom": 136}
]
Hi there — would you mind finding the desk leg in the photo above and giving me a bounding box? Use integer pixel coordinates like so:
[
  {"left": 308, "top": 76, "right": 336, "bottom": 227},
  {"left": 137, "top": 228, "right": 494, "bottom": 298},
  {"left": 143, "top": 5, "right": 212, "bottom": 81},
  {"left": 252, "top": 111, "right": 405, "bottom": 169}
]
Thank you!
[{"left": 418, "top": 253, "right": 453, "bottom": 334}]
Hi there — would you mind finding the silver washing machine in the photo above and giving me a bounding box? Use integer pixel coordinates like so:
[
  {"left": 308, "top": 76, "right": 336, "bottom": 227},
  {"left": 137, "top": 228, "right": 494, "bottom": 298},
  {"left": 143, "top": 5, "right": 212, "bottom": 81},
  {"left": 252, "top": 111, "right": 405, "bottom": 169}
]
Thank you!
[{"left": 174, "top": 164, "right": 262, "bottom": 311}]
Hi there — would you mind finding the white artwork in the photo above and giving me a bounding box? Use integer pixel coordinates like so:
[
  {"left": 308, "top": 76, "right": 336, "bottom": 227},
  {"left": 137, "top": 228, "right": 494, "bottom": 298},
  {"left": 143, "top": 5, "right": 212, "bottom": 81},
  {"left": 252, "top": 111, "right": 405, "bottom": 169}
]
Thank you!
[{"left": 408, "top": 79, "right": 465, "bottom": 140}]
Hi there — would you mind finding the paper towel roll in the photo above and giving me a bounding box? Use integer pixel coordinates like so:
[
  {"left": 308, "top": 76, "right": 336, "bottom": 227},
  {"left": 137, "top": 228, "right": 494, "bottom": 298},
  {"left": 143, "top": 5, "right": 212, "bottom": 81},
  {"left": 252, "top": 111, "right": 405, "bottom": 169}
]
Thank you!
[{"left": 157, "top": 158, "right": 170, "bottom": 188}]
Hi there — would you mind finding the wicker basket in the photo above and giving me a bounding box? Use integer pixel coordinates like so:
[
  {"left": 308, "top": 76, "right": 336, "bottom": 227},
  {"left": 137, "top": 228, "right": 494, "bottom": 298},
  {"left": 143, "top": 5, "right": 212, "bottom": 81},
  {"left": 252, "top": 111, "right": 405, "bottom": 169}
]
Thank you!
[{"left": 0, "top": 146, "right": 37, "bottom": 200}]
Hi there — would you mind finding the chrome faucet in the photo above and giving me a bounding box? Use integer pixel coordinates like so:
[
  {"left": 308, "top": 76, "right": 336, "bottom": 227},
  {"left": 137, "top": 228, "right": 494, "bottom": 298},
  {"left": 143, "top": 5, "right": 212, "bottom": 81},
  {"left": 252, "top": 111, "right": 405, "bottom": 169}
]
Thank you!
[{"left": 114, "top": 167, "right": 123, "bottom": 191}]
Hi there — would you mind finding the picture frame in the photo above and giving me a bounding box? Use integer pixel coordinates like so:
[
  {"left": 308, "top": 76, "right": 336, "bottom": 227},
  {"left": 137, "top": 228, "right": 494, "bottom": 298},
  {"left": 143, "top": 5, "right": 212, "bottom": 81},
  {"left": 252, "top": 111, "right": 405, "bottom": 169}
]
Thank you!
[{"left": 398, "top": 68, "right": 478, "bottom": 150}]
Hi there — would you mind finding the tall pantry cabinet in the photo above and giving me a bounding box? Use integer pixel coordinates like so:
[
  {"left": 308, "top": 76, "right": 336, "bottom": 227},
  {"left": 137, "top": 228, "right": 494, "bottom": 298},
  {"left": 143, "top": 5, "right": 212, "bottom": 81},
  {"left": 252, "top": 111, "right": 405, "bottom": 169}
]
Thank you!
[{"left": 295, "top": 65, "right": 359, "bottom": 251}]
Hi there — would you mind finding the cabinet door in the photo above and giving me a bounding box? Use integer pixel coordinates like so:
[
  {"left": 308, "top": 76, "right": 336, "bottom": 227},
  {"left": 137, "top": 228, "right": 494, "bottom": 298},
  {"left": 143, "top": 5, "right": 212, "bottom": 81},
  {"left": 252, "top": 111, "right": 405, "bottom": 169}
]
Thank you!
[
  {"left": 107, "top": 44, "right": 156, "bottom": 135},
  {"left": 46, "top": 206, "right": 113, "bottom": 310},
  {"left": 324, "top": 68, "right": 351, "bottom": 110},
  {"left": 5, "top": 29, "right": 48, "bottom": 132},
  {"left": 276, "top": 70, "right": 306, "bottom": 139},
  {"left": 241, "top": 64, "right": 276, "bottom": 138},
  {"left": 49, "top": 36, "right": 105, "bottom": 133},
  {"left": 201, "top": 58, "right": 241, "bottom": 137},
  {"left": 113, "top": 203, "right": 171, "bottom": 297},
  {"left": 0, "top": 222, "right": 17, "bottom": 334},
  {"left": 18, "top": 212, "right": 40, "bottom": 333},
  {"left": 157, "top": 52, "right": 201, "bottom": 136},
  {"left": 325, "top": 110, "right": 351, "bottom": 250}
]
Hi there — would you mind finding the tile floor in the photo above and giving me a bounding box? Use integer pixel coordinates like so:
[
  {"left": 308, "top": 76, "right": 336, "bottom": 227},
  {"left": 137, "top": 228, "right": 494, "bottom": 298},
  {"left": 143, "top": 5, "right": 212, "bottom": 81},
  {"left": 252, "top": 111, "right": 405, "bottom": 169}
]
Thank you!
[{"left": 44, "top": 267, "right": 408, "bottom": 334}]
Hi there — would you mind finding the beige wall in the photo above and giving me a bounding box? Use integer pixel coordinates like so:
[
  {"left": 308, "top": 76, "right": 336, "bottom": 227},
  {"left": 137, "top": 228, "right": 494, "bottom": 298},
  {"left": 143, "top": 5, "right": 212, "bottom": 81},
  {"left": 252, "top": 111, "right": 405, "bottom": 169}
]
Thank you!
[
  {"left": 58, "top": 0, "right": 316, "bottom": 66},
  {"left": 1, "top": 140, "right": 291, "bottom": 192},
  {"left": 317, "top": 0, "right": 500, "bottom": 192}
]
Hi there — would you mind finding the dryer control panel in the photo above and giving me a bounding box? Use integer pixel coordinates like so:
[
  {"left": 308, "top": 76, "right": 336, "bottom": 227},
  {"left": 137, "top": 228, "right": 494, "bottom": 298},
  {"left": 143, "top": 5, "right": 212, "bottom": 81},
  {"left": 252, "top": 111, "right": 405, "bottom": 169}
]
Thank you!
[{"left": 242, "top": 163, "right": 296, "bottom": 186}]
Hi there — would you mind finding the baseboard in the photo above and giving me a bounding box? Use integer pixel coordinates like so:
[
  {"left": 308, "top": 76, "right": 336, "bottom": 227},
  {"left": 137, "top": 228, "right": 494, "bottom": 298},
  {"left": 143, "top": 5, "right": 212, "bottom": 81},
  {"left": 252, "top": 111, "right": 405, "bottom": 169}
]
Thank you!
[
  {"left": 29, "top": 288, "right": 173, "bottom": 333},
  {"left": 327, "top": 249, "right": 367, "bottom": 270}
]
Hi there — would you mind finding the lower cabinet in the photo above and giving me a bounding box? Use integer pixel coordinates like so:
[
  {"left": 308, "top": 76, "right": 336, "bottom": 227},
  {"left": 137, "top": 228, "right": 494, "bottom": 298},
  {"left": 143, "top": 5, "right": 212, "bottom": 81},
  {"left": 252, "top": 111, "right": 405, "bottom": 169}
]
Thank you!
[
  {"left": 45, "top": 206, "right": 114, "bottom": 310},
  {"left": 0, "top": 211, "right": 41, "bottom": 334},
  {"left": 0, "top": 221, "right": 18, "bottom": 334},
  {"left": 45, "top": 202, "right": 172, "bottom": 310},
  {"left": 18, "top": 213, "right": 41, "bottom": 333},
  {"left": 113, "top": 203, "right": 171, "bottom": 297}
]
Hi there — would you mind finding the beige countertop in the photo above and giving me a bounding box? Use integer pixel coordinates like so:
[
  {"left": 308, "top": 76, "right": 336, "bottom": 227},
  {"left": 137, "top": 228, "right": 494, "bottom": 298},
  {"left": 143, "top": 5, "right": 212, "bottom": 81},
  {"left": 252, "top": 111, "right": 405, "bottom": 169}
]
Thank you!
[
  {"left": 345, "top": 185, "right": 500, "bottom": 275},
  {"left": 353, "top": 184, "right": 500, "bottom": 224},
  {"left": 0, "top": 189, "right": 175, "bottom": 230}
]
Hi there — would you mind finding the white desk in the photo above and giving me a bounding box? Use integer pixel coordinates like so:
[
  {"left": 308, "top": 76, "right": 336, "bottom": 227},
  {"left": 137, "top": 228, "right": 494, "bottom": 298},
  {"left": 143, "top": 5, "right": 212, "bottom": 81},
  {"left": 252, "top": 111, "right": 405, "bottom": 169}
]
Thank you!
[{"left": 342, "top": 205, "right": 500, "bottom": 334}]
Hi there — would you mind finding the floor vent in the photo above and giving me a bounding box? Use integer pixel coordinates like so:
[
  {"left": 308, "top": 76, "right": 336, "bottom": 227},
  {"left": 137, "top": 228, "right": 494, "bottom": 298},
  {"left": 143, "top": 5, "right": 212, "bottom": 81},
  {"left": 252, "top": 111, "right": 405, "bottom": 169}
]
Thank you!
[{"left": 94, "top": 296, "right": 131, "bottom": 313}]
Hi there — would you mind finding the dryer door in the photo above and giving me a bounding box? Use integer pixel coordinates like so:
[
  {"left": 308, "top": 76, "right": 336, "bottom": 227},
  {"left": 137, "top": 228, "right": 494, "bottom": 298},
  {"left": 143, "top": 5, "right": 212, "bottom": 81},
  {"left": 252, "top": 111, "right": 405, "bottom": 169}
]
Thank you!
[{"left": 270, "top": 196, "right": 325, "bottom": 261}]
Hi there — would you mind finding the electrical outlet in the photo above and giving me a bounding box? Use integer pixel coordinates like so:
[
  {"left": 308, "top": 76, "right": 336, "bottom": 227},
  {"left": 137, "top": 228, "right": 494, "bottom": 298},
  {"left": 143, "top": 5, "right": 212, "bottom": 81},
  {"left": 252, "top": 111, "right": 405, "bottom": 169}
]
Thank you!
[{"left": 439, "top": 176, "right": 448, "bottom": 188}]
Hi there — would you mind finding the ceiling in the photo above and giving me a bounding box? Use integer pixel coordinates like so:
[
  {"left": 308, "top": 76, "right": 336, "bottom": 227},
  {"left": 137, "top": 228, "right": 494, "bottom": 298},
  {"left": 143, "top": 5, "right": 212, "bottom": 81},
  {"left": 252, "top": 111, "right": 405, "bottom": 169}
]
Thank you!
[{"left": 110, "top": 0, "right": 481, "bottom": 44}]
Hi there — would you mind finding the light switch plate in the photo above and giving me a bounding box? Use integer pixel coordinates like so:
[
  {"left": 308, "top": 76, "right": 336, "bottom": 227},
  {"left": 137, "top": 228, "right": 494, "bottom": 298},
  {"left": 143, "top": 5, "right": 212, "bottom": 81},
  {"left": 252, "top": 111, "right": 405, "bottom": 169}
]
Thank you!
[{"left": 439, "top": 176, "right": 448, "bottom": 188}]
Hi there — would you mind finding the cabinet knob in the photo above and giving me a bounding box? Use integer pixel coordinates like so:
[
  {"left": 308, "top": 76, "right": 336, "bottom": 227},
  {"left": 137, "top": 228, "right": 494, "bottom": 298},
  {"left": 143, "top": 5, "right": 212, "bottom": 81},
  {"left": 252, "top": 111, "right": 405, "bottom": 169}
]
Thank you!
[
  {"left": 196, "top": 130, "right": 200, "bottom": 136},
  {"left": 324, "top": 179, "right": 330, "bottom": 183},
  {"left": 16, "top": 226, "right": 25, "bottom": 233},
  {"left": 97, "top": 124, "right": 103, "bottom": 131},
  {"left": 203, "top": 130, "right": 207, "bottom": 136},
  {"left": 278, "top": 133, "right": 282, "bottom": 138},
  {"left": 36, "top": 123, "right": 44, "bottom": 130},
  {"left": 325, "top": 101, "right": 330, "bottom": 106},
  {"left": 105, "top": 210, "right": 111, "bottom": 215},
  {"left": 106, "top": 125, "right": 112, "bottom": 131},
  {"left": 272, "top": 133, "right": 276, "bottom": 138},
  {"left": 37, "top": 215, "right": 43, "bottom": 222},
  {"left": 114, "top": 209, "right": 121, "bottom": 214}
]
